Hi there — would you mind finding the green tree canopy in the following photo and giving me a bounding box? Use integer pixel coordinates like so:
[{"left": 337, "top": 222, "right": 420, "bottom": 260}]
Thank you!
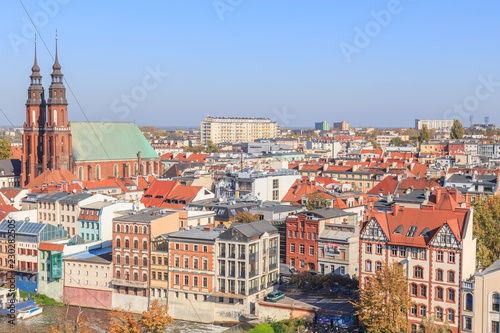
[
  {"left": 418, "top": 124, "right": 431, "bottom": 143},
  {"left": 474, "top": 196, "right": 500, "bottom": 269},
  {"left": 205, "top": 140, "right": 220, "bottom": 153},
  {"left": 450, "top": 119, "right": 464, "bottom": 139},
  {"left": 248, "top": 323, "right": 274, "bottom": 333},
  {"left": 389, "top": 137, "right": 404, "bottom": 146}
]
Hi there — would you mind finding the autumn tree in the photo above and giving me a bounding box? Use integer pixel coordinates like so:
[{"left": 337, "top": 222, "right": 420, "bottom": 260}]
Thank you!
[
  {"left": 369, "top": 139, "right": 378, "bottom": 148},
  {"left": 109, "top": 300, "right": 172, "bottom": 333},
  {"left": 184, "top": 145, "right": 205, "bottom": 153},
  {"left": 418, "top": 124, "right": 430, "bottom": 144},
  {"left": 306, "top": 192, "right": 328, "bottom": 210},
  {"left": 354, "top": 261, "right": 413, "bottom": 333},
  {"left": 47, "top": 307, "right": 93, "bottom": 333},
  {"left": 450, "top": 119, "right": 464, "bottom": 139},
  {"left": 473, "top": 196, "right": 500, "bottom": 269},
  {"left": 234, "top": 212, "right": 259, "bottom": 223},
  {"left": 0, "top": 138, "right": 11, "bottom": 160},
  {"left": 419, "top": 314, "right": 451, "bottom": 333}
]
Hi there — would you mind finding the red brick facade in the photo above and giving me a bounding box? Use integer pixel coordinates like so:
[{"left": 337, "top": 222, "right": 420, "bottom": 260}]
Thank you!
[{"left": 285, "top": 214, "right": 319, "bottom": 272}]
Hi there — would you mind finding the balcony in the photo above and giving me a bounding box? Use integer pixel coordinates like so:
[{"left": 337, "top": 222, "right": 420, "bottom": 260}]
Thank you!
[
  {"left": 112, "top": 279, "right": 148, "bottom": 288},
  {"left": 15, "top": 266, "right": 37, "bottom": 274},
  {"left": 461, "top": 281, "right": 475, "bottom": 290}
]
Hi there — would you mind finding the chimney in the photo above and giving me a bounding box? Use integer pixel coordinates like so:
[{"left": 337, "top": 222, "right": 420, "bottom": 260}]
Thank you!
[
  {"left": 435, "top": 188, "right": 442, "bottom": 203},
  {"left": 424, "top": 187, "right": 430, "bottom": 201},
  {"left": 387, "top": 193, "right": 394, "bottom": 203},
  {"left": 391, "top": 203, "right": 400, "bottom": 216}
]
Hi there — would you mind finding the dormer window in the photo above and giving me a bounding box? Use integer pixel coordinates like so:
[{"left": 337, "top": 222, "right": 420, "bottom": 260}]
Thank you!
[
  {"left": 406, "top": 226, "right": 418, "bottom": 237},
  {"left": 393, "top": 225, "right": 404, "bottom": 235}
]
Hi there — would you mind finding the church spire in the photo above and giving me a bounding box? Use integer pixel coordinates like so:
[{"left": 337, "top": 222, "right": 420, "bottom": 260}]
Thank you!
[
  {"left": 51, "top": 34, "right": 62, "bottom": 78},
  {"left": 30, "top": 38, "right": 41, "bottom": 82}
]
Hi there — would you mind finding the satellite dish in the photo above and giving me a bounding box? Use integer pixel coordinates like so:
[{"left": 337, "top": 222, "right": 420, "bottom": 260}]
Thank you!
[
  {"left": 72, "top": 189, "right": 77, "bottom": 194},
  {"left": 24, "top": 217, "right": 30, "bottom": 223}
]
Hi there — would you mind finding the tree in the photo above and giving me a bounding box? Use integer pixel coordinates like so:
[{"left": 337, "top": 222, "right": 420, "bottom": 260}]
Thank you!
[
  {"left": 47, "top": 306, "right": 93, "bottom": 333},
  {"left": 248, "top": 323, "right": 274, "bottom": 333},
  {"left": 418, "top": 124, "right": 430, "bottom": 144},
  {"left": 419, "top": 315, "right": 451, "bottom": 333},
  {"left": 353, "top": 261, "right": 413, "bottom": 333},
  {"left": 473, "top": 196, "right": 500, "bottom": 269},
  {"left": 289, "top": 272, "right": 312, "bottom": 289},
  {"left": 184, "top": 145, "right": 205, "bottom": 153},
  {"left": 205, "top": 140, "right": 220, "bottom": 154},
  {"left": 450, "top": 119, "right": 464, "bottom": 139},
  {"left": 0, "top": 138, "right": 11, "bottom": 159},
  {"left": 306, "top": 192, "right": 328, "bottom": 210},
  {"left": 234, "top": 212, "right": 259, "bottom": 223},
  {"left": 369, "top": 139, "right": 378, "bottom": 148},
  {"left": 389, "top": 137, "right": 404, "bottom": 146},
  {"left": 109, "top": 300, "right": 172, "bottom": 333}
]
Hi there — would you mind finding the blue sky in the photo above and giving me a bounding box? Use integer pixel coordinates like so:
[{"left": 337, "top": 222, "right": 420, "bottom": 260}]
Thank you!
[{"left": 2, "top": 0, "right": 500, "bottom": 128}]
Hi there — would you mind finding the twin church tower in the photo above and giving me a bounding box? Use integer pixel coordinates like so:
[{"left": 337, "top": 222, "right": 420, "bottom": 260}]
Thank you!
[{"left": 22, "top": 38, "right": 72, "bottom": 186}]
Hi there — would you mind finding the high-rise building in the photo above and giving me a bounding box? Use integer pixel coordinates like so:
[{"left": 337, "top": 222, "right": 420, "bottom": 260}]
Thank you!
[
  {"left": 200, "top": 117, "right": 278, "bottom": 144},
  {"left": 415, "top": 119, "right": 454, "bottom": 130},
  {"left": 333, "top": 121, "right": 349, "bottom": 131},
  {"left": 315, "top": 121, "right": 330, "bottom": 131}
]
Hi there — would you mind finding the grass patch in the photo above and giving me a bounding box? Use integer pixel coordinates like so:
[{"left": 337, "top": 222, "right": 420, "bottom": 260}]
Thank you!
[{"left": 19, "top": 290, "right": 64, "bottom": 306}]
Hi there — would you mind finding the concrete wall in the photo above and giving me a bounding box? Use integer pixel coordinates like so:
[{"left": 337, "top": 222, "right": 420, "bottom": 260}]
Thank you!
[
  {"left": 256, "top": 302, "right": 314, "bottom": 322},
  {"left": 167, "top": 291, "right": 214, "bottom": 323},
  {"left": 64, "top": 286, "right": 112, "bottom": 309},
  {"left": 112, "top": 292, "right": 148, "bottom": 313}
]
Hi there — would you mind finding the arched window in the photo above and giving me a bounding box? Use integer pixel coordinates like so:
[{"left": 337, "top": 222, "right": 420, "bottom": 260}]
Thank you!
[
  {"left": 134, "top": 240, "right": 138, "bottom": 249},
  {"left": 414, "top": 266, "right": 423, "bottom": 278},
  {"left": 436, "top": 307, "right": 443, "bottom": 321},
  {"left": 61, "top": 110, "right": 64, "bottom": 125},
  {"left": 143, "top": 273, "right": 147, "bottom": 282},
  {"left": 420, "top": 285, "right": 427, "bottom": 298},
  {"left": 411, "top": 283, "right": 417, "bottom": 296},
  {"left": 447, "top": 309, "right": 454, "bottom": 322},
  {"left": 375, "top": 261, "right": 382, "bottom": 271},
  {"left": 134, "top": 273, "right": 138, "bottom": 281},
  {"left": 436, "top": 269, "right": 443, "bottom": 281},
  {"left": 134, "top": 226, "right": 138, "bottom": 234},
  {"left": 420, "top": 305, "right": 426, "bottom": 317},
  {"left": 116, "top": 238, "right": 121, "bottom": 248},
  {"left": 143, "top": 257, "right": 147, "bottom": 267},
  {"left": 493, "top": 293, "right": 500, "bottom": 312},
  {"left": 53, "top": 109, "right": 57, "bottom": 125},
  {"left": 96, "top": 164, "right": 101, "bottom": 179},
  {"left": 448, "top": 289, "right": 455, "bottom": 302},
  {"left": 465, "top": 293, "right": 473, "bottom": 311},
  {"left": 116, "top": 271, "right": 121, "bottom": 279},
  {"left": 143, "top": 240, "right": 147, "bottom": 250},
  {"left": 125, "top": 256, "right": 129, "bottom": 265},
  {"left": 134, "top": 163, "right": 138, "bottom": 175},
  {"left": 114, "top": 164, "right": 119, "bottom": 177},
  {"left": 125, "top": 239, "right": 130, "bottom": 248},
  {"left": 126, "top": 163, "right": 131, "bottom": 177},
  {"left": 125, "top": 225, "right": 129, "bottom": 233},
  {"left": 134, "top": 256, "right": 138, "bottom": 266},
  {"left": 143, "top": 226, "right": 147, "bottom": 234},
  {"left": 116, "top": 224, "right": 120, "bottom": 233},
  {"left": 32, "top": 110, "right": 36, "bottom": 125},
  {"left": 78, "top": 167, "right": 83, "bottom": 180},
  {"left": 436, "top": 287, "right": 443, "bottom": 300},
  {"left": 366, "top": 260, "right": 372, "bottom": 272},
  {"left": 116, "top": 254, "right": 120, "bottom": 264}
]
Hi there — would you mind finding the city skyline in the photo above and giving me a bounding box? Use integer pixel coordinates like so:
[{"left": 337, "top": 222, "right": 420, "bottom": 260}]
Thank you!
[{"left": 1, "top": 1, "right": 500, "bottom": 128}]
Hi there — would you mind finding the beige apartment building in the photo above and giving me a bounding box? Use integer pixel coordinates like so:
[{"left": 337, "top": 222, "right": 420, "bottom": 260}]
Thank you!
[
  {"left": 469, "top": 259, "right": 500, "bottom": 333},
  {"left": 201, "top": 116, "right": 278, "bottom": 144}
]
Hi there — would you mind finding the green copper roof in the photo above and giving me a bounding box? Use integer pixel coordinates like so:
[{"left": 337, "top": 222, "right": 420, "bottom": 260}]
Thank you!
[{"left": 70, "top": 121, "right": 159, "bottom": 161}]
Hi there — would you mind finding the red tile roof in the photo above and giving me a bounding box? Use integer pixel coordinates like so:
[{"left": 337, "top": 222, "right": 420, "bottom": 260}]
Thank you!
[
  {"left": 0, "top": 205, "right": 18, "bottom": 221},
  {"left": 141, "top": 179, "right": 204, "bottom": 208},
  {"left": 367, "top": 176, "right": 398, "bottom": 196},
  {"left": 281, "top": 179, "right": 327, "bottom": 205},
  {"left": 27, "top": 170, "right": 80, "bottom": 189}
]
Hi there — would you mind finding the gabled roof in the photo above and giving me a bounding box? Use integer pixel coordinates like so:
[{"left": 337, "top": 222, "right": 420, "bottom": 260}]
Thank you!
[
  {"left": 368, "top": 176, "right": 398, "bottom": 196},
  {"left": 27, "top": 170, "right": 79, "bottom": 189},
  {"left": 281, "top": 179, "right": 327, "bottom": 205},
  {"left": 220, "top": 220, "right": 277, "bottom": 240},
  {"left": 141, "top": 179, "right": 207, "bottom": 209}
]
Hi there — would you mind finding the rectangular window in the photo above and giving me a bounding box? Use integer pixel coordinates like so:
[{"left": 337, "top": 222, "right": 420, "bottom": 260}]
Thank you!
[
  {"left": 290, "top": 244, "right": 295, "bottom": 253},
  {"left": 202, "top": 277, "right": 208, "bottom": 288},
  {"left": 376, "top": 244, "right": 382, "bottom": 254},
  {"left": 299, "top": 245, "right": 305, "bottom": 255},
  {"left": 309, "top": 246, "right": 314, "bottom": 256},
  {"left": 420, "top": 249, "right": 426, "bottom": 260}
]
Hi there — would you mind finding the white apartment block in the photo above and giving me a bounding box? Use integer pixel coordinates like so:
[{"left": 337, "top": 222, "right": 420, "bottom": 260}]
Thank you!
[
  {"left": 201, "top": 117, "right": 278, "bottom": 144},
  {"left": 415, "top": 119, "right": 454, "bottom": 131}
]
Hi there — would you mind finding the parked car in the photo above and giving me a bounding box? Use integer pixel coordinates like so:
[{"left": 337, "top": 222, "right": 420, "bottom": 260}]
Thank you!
[{"left": 266, "top": 291, "right": 285, "bottom": 302}]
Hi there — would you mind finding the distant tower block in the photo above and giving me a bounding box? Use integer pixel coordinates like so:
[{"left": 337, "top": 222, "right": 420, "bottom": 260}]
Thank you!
[
  {"left": 485, "top": 116, "right": 490, "bottom": 126},
  {"left": 469, "top": 115, "right": 473, "bottom": 129}
]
